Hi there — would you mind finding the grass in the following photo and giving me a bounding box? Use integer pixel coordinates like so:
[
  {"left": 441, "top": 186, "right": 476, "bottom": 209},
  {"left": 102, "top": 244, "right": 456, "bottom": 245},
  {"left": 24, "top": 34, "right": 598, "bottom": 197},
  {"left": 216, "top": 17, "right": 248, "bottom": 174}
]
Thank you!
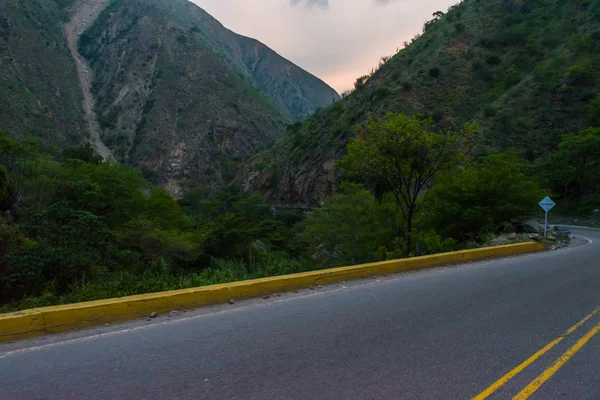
[{"left": 0, "top": 252, "right": 314, "bottom": 313}]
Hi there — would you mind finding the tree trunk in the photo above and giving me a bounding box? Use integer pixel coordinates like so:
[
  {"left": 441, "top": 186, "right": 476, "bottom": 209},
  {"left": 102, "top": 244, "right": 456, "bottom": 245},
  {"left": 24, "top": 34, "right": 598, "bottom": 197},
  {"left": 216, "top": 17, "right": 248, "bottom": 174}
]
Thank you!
[{"left": 405, "top": 209, "right": 413, "bottom": 257}]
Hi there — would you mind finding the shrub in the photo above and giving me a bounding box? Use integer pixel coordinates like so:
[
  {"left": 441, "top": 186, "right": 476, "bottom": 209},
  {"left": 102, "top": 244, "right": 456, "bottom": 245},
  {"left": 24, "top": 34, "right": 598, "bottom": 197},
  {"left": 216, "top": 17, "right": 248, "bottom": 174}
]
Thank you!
[
  {"left": 429, "top": 67, "right": 441, "bottom": 78},
  {"left": 486, "top": 53, "right": 502, "bottom": 65},
  {"left": 373, "top": 85, "right": 392, "bottom": 100},
  {"left": 569, "top": 61, "right": 595, "bottom": 85}
]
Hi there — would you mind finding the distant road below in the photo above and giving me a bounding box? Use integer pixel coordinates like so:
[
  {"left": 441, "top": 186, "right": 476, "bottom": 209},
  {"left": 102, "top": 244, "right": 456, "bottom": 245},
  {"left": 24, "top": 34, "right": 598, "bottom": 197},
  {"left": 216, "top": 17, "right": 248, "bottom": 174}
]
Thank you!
[{"left": 2, "top": 228, "right": 600, "bottom": 399}]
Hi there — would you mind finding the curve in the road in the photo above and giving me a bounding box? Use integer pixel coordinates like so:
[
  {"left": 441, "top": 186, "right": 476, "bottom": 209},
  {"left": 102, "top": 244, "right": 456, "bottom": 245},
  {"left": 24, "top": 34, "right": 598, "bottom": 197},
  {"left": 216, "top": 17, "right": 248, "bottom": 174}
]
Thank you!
[{"left": 1, "top": 228, "right": 599, "bottom": 400}]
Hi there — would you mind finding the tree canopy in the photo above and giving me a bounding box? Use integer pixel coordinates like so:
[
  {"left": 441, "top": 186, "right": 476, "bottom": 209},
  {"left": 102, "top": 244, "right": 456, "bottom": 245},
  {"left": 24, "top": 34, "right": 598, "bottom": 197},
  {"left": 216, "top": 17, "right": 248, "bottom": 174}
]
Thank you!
[{"left": 340, "top": 113, "right": 476, "bottom": 253}]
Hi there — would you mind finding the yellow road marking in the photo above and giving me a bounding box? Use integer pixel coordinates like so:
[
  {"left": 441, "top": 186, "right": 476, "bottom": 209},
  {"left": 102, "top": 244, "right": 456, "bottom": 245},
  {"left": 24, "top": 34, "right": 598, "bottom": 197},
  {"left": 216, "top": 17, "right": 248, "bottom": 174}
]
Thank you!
[
  {"left": 513, "top": 320, "right": 600, "bottom": 399},
  {"left": 472, "top": 306, "right": 600, "bottom": 400}
]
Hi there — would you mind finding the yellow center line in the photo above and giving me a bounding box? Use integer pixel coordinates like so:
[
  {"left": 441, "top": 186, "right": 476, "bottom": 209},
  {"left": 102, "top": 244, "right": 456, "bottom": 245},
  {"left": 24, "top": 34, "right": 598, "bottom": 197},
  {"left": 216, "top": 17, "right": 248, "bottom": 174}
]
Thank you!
[
  {"left": 472, "top": 306, "right": 600, "bottom": 400},
  {"left": 513, "top": 320, "right": 600, "bottom": 399}
]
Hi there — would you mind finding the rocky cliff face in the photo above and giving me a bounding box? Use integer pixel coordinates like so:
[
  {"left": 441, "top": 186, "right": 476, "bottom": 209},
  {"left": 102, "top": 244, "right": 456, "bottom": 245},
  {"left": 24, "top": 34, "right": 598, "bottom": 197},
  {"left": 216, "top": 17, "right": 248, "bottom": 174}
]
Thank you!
[
  {"left": 2, "top": 0, "right": 338, "bottom": 193},
  {"left": 76, "top": 0, "right": 338, "bottom": 191},
  {"left": 235, "top": 35, "right": 340, "bottom": 122}
]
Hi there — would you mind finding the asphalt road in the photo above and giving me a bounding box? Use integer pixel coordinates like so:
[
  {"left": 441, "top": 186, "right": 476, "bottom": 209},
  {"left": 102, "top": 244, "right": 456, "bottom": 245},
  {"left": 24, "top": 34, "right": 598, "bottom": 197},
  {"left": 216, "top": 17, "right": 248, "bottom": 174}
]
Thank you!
[{"left": 2, "top": 228, "right": 600, "bottom": 400}]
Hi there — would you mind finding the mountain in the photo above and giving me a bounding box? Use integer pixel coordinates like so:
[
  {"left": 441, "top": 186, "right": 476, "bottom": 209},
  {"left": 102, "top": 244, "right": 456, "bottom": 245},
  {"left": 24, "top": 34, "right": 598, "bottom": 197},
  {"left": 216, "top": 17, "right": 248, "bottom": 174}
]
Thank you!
[
  {"left": 245, "top": 0, "right": 600, "bottom": 205},
  {"left": 0, "top": 0, "right": 87, "bottom": 151},
  {"left": 1, "top": 0, "right": 339, "bottom": 190}
]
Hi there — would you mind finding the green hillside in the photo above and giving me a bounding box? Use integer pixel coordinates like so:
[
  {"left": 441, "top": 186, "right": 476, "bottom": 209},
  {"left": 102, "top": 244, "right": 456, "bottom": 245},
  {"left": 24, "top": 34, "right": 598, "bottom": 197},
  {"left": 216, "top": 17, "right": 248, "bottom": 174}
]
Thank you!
[
  {"left": 248, "top": 0, "right": 600, "bottom": 205},
  {"left": 0, "top": 0, "right": 86, "bottom": 150}
]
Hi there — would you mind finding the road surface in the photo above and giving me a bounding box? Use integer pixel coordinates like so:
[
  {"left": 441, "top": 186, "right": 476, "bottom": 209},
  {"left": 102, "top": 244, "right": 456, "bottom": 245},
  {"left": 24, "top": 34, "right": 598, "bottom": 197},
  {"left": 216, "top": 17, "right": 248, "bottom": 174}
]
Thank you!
[{"left": 1, "top": 228, "right": 600, "bottom": 399}]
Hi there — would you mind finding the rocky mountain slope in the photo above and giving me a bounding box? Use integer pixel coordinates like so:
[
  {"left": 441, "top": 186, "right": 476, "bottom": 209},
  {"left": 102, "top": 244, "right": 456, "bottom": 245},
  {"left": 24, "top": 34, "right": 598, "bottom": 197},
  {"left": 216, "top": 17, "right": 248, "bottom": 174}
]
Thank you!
[
  {"left": 77, "top": 0, "right": 338, "bottom": 190},
  {"left": 246, "top": 0, "right": 600, "bottom": 205},
  {"left": 0, "top": 0, "right": 87, "bottom": 150},
  {"left": 1, "top": 0, "right": 338, "bottom": 190}
]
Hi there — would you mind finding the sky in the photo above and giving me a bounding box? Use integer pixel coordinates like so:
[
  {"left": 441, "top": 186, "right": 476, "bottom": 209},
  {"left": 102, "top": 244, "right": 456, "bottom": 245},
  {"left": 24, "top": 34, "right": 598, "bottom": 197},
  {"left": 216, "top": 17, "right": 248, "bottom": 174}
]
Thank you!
[{"left": 192, "top": 0, "right": 459, "bottom": 93}]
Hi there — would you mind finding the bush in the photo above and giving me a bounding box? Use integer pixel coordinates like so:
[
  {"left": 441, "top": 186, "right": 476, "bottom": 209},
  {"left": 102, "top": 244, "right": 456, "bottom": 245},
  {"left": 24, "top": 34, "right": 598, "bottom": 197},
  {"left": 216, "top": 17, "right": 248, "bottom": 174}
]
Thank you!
[
  {"left": 299, "top": 183, "right": 398, "bottom": 268},
  {"left": 486, "top": 53, "right": 502, "bottom": 65},
  {"left": 429, "top": 67, "right": 441, "bottom": 78},
  {"left": 373, "top": 85, "right": 392, "bottom": 100},
  {"left": 427, "top": 152, "right": 546, "bottom": 242},
  {"left": 569, "top": 61, "right": 595, "bottom": 85}
]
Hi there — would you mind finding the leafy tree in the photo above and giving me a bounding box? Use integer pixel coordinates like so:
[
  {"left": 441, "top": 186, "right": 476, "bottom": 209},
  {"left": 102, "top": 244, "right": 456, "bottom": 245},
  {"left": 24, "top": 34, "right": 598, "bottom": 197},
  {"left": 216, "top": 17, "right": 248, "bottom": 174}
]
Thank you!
[
  {"left": 62, "top": 144, "right": 103, "bottom": 165},
  {"left": 340, "top": 113, "right": 475, "bottom": 254},
  {"left": 0, "top": 165, "right": 7, "bottom": 199},
  {"left": 300, "top": 183, "right": 397, "bottom": 267},
  {"left": 535, "top": 128, "right": 600, "bottom": 199},
  {"left": 142, "top": 189, "right": 187, "bottom": 230},
  {"left": 428, "top": 152, "right": 546, "bottom": 242},
  {"left": 589, "top": 95, "right": 600, "bottom": 126},
  {"left": 0, "top": 137, "right": 36, "bottom": 227}
]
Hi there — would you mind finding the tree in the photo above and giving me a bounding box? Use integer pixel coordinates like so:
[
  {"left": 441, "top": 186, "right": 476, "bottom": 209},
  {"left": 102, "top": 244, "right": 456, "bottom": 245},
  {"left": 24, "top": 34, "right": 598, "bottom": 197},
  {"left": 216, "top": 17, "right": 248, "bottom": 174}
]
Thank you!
[
  {"left": 589, "top": 95, "right": 600, "bottom": 125},
  {"left": 0, "top": 137, "right": 35, "bottom": 227},
  {"left": 535, "top": 127, "right": 600, "bottom": 199},
  {"left": 62, "top": 144, "right": 103, "bottom": 165},
  {"left": 0, "top": 165, "right": 7, "bottom": 199},
  {"left": 427, "top": 152, "right": 546, "bottom": 242},
  {"left": 299, "top": 183, "right": 397, "bottom": 267},
  {"left": 340, "top": 113, "right": 475, "bottom": 254}
]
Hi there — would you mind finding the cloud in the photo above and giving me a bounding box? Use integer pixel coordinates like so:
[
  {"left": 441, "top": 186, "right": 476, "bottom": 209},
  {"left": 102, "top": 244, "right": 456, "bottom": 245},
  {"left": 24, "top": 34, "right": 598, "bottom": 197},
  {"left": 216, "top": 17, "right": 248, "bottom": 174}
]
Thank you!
[
  {"left": 373, "top": 0, "right": 408, "bottom": 4},
  {"left": 290, "top": 0, "right": 329, "bottom": 8}
]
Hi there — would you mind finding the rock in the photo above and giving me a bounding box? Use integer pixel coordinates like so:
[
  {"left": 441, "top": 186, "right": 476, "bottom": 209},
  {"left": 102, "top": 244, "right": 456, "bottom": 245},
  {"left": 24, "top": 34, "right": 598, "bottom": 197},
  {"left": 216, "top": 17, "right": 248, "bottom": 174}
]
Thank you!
[
  {"left": 528, "top": 233, "right": 540, "bottom": 240},
  {"left": 547, "top": 233, "right": 557, "bottom": 241},
  {"left": 149, "top": 312, "right": 157, "bottom": 318},
  {"left": 373, "top": 276, "right": 378, "bottom": 280},
  {"left": 509, "top": 232, "right": 518, "bottom": 240},
  {"left": 519, "top": 220, "right": 544, "bottom": 234},
  {"left": 317, "top": 285, "right": 323, "bottom": 289},
  {"left": 168, "top": 311, "right": 178, "bottom": 318},
  {"left": 228, "top": 299, "right": 235, "bottom": 305}
]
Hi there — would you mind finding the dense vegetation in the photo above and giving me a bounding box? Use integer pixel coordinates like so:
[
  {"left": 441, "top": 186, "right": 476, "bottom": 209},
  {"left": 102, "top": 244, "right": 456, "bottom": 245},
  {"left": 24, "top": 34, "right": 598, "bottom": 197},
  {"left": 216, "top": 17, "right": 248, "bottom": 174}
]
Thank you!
[
  {"left": 0, "top": 136, "right": 310, "bottom": 310},
  {"left": 0, "top": 0, "right": 86, "bottom": 148},
  {"left": 2, "top": 0, "right": 600, "bottom": 311},
  {"left": 6, "top": 110, "right": 593, "bottom": 311}
]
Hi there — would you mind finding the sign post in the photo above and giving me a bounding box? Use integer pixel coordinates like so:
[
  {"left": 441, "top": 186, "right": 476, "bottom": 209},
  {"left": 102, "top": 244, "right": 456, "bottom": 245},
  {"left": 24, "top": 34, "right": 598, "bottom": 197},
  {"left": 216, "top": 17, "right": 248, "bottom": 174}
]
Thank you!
[{"left": 538, "top": 196, "right": 556, "bottom": 237}]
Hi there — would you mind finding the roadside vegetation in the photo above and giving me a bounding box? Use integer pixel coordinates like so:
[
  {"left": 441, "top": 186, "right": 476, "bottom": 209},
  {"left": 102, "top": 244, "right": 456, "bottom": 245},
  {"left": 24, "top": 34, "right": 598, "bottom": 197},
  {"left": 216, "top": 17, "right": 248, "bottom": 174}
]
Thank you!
[
  {"left": 2, "top": 0, "right": 600, "bottom": 312},
  {"left": 5, "top": 107, "right": 599, "bottom": 312}
]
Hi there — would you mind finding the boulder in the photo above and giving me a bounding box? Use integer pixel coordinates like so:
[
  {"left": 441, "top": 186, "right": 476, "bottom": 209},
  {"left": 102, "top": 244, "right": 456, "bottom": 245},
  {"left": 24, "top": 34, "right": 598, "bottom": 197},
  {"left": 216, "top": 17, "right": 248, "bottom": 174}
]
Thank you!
[{"left": 527, "top": 233, "right": 540, "bottom": 241}]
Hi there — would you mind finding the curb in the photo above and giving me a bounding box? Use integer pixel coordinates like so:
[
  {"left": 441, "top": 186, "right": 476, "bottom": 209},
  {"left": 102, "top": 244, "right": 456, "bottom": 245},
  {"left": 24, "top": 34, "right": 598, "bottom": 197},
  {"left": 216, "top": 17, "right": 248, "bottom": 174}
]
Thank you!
[{"left": 0, "top": 242, "right": 545, "bottom": 343}]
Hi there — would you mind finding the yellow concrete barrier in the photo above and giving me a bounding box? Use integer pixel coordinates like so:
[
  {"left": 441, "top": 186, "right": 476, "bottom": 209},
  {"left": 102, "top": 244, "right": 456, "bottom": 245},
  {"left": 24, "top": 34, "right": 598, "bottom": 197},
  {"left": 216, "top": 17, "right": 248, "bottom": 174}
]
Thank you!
[{"left": 0, "top": 242, "right": 545, "bottom": 343}]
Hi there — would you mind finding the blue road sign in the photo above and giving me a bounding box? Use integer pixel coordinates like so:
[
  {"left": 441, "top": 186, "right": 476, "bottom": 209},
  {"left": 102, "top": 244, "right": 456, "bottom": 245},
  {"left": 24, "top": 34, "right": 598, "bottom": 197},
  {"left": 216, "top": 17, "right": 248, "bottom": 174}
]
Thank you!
[
  {"left": 539, "top": 196, "right": 555, "bottom": 237},
  {"left": 539, "top": 196, "right": 556, "bottom": 212}
]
